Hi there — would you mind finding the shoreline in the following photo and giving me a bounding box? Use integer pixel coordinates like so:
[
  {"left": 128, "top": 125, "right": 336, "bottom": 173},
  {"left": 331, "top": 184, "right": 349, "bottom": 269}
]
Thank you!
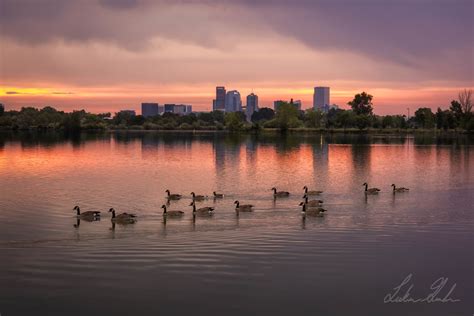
[{"left": 1, "top": 127, "right": 472, "bottom": 135}]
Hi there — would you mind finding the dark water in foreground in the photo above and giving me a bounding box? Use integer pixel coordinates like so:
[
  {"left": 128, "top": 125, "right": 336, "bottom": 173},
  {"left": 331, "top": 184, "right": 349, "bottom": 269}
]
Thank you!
[{"left": 0, "top": 131, "right": 473, "bottom": 316}]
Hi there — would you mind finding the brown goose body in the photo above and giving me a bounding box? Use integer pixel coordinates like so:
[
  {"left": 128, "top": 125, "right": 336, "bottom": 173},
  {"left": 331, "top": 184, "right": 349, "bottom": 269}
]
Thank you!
[
  {"left": 363, "top": 183, "right": 380, "bottom": 194},
  {"left": 109, "top": 208, "right": 137, "bottom": 224},
  {"left": 234, "top": 200, "right": 254, "bottom": 212},
  {"left": 213, "top": 191, "right": 224, "bottom": 198},
  {"left": 190, "top": 202, "right": 214, "bottom": 216},
  {"left": 391, "top": 184, "right": 409, "bottom": 192},
  {"left": 271, "top": 187, "right": 290, "bottom": 197},
  {"left": 161, "top": 205, "right": 184, "bottom": 217},
  {"left": 165, "top": 190, "right": 182, "bottom": 200},
  {"left": 299, "top": 202, "right": 326, "bottom": 217},
  {"left": 73, "top": 206, "right": 101, "bottom": 219},
  {"left": 303, "top": 186, "right": 323, "bottom": 195},
  {"left": 191, "top": 192, "right": 206, "bottom": 201}
]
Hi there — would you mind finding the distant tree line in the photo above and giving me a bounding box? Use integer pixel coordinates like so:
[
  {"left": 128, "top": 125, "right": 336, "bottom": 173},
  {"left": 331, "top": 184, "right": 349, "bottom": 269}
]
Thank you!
[{"left": 0, "top": 90, "right": 472, "bottom": 132}]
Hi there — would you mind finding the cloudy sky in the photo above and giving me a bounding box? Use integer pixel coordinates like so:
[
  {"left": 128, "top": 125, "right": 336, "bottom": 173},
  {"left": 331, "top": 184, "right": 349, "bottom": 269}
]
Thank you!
[{"left": 0, "top": 0, "right": 472, "bottom": 114}]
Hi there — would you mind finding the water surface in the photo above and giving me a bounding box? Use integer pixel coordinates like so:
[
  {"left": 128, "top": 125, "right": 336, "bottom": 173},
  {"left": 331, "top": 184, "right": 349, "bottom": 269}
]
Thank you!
[{"left": 0, "top": 131, "right": 472, "bottom": 315}]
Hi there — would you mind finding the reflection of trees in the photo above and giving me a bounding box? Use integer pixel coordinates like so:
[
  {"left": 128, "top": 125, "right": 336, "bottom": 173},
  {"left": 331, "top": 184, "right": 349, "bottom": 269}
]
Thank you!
[
  {"left": 351, "top": 144, "right": 371, "bottom": 180},
  {"left": 0, "top": 130, "right": 110, "bottom": 149}
]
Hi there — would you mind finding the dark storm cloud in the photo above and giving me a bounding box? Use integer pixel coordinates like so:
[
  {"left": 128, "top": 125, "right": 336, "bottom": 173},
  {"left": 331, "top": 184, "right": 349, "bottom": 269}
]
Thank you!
[
  {"left": 0, "top": 0, "right": 472, "bottom": 79},
  {"left": 99, "top": 0, "right": 140, "bottom": 10}
]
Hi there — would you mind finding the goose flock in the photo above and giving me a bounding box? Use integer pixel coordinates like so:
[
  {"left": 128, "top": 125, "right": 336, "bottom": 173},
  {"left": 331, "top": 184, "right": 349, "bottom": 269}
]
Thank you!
[{"left": 73, "top": 183, "right": 409, "bottom": 224}]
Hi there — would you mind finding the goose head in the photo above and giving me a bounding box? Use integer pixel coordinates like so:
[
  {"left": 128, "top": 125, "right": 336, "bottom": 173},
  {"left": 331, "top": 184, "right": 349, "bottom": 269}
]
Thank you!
[
  {"left": 73, "top": 205, "right": 80, "bottom": 215},
  {"left": 234, "top": 200, "right": 240, "bottom": 207},
  {"left": 165, "top": 189, "right": 170, "bottom": 194},
  {"left": 391, "top": 184, "right": 396, "bottom": 187},
  {"left": 271, "top": 187, "right": 277, "bottom": 193},
  {"left": 190, "top": 192, "right": 196, "bottom": 197},
  {"left": 303, "top": 186, "right": 308, "bottom": 192},
  {"left": 362, "top": 183, "right": 368, "bottom": 186}
]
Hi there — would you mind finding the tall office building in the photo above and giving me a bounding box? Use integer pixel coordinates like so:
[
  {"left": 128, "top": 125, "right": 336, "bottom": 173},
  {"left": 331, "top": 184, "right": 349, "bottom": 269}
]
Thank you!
[
  {"left": 163, "top": 104, "right": 193, "bottom": 115},
  {"left": 141, "top": 103, "right": 159, "bottom": 117},
  {"left": 313, "top": 87, "right": 330, "bottom": 111},
  {"left": 213, "top": 86, "right": 226, "bottom": 111},
  {"left": 246, "top": 93, "right": 258, "bottom": 121},
  {"left": 225, "top": 90, "right": 242, "bottom": 112}
]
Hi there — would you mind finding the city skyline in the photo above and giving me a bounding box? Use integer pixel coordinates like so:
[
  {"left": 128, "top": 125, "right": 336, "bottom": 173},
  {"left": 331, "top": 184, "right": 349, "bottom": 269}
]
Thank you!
[{"left": 0, "top": 0, "right": 472, "bottom": 115}]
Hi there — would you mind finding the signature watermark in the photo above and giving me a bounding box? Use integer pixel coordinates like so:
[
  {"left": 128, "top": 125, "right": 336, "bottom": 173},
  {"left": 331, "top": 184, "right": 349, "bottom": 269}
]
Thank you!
[{"left": 384, "top": 274, "right": 461, "bottom": 303}]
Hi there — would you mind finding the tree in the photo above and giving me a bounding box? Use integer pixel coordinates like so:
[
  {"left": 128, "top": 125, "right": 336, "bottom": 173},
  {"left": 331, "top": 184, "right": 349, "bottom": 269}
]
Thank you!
[
  {"left": 0, "top": 104, "right": 4, "bottom": 116},
  {"left": 458, "top": 89, "right": 472, "bottom": 114},
  {"left": 449, "top": 100, "right": 463, "bottom": 123},
  {"left": 348, "top": 92, "right": 374, "bottom": 116},
  {"left": 224, "top": 112, "right": 244, "bottom": 131},
  {"left": 304, "top": 109, "right": 324, "bottom": 128},
  {"left": 251, "top": 107, "right": 275, "bottom": 122},
  {"left": 354, "top": 115, "right": 371, "bottom": 129},
  {"left": 414, "top": 107, "right": 435, "bottom": 129},
  {"left": 274, "top": 102, "right": 300, "bottom": 131}
]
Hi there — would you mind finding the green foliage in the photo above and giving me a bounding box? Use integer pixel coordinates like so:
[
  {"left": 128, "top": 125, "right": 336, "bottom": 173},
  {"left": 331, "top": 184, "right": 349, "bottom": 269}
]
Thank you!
[
  {"left": 224, "top": 112, "right": 245, "bottom": 131},
  {"left": 414, "top": 107, "right": 435, "bottom": 129},
  {"left": 251, "top": 107, "right": 275, "bottom": 122},
  {"left": 0, "top": 97, "right": 471, "bottom": 132},
  {"left": 304, "top": 109, "right": 325, "bottom": 128},
  {"left": 354, "top": 115, "right": 371, "bottom": 129},
  {"left": 348, "top": 92, "right": 374, "bottom": 116},
  {"left": 274, "top": 102, "right": 300, "bottom": 131}
]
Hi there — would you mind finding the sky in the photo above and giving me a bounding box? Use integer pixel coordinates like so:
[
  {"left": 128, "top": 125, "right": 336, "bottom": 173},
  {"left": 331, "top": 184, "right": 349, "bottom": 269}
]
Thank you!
[{"left": 0, "top": 0, "right": 473, "bottom": 115}]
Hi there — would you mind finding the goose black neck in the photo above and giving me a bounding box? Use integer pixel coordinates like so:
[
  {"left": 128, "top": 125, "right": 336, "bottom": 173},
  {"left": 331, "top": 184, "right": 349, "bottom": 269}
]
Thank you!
[
  {"left": 111, "top": 210, "right": 115, "bottom": 218},
  {"left": 301, "top": 204, "right": 306, "bottom": 212},
  {"left": 235, "top": 201, "right": 239, "bottom": 208},
  {"left": 76, "top": 207, "right": 81, "bottom": 215},
  {"left": 364, "top": 184, "right": 368, "bottom": 191}
]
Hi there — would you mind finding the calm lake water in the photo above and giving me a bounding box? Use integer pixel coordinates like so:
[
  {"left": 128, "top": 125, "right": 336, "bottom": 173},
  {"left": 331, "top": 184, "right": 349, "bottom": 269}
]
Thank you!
[{"left": 0, "top": 131, "right": 472, "bottom": 316}]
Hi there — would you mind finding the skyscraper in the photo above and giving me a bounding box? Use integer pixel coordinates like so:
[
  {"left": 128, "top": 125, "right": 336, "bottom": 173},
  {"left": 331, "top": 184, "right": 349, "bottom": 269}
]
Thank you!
[
  {"left": 213, "top": 86, "right": 226, "bottom": 111},
  {"left": 141, "top": 103, "right": 159, "bottom": 117},
  {"left": 246, "top": 93, "right": 258, "bottom": 121},
  {"left": 225, "top": 90, "right": 242, "bottom": 112},
  {"left": 313, "top": 87, "right": 330, "bottom": 111}
]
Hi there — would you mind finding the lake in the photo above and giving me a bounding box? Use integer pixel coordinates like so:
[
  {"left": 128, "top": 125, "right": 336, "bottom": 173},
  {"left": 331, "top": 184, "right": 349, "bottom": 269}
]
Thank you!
[{"left": 0, "top": 131, "right": 472, "bottom": 316}]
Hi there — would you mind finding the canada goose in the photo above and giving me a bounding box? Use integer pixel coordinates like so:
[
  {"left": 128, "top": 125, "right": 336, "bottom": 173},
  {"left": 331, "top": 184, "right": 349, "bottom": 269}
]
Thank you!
[
  {"left": 391, "top": 184, "right": 409, "bottom": 192},
  {"left": 363, "top": 183, "right": 380, "bottom": 194},
  {"left": 108, "top": 208, "right": 137, "bottom": 223},
  {"left": 213, "top": 191, "right": 224, "bottom": 198},
  {"left": 191, "top": 192, "right": 206, "bottom": 201},
  {"left": 303, "top": 186, "right": 323, "bottom": 195},
  {"left": 299, "top": 202, "right": 326, "bottom": 217},
  {"left": 234, "top": 200, "right": 254, "bottom": 212},
  {"left": 302, "top": 195, "right": 324, "bottom": 207},
  {"left": 165, "top": 190, "right": 182, "bottom": 200},
  {"left": 161, "top": 205, "right": 184, "bottom": 217},
  {"left": 271, "top": 187, "right": 290, "bottom": 197},
  {"left": 73, "top": 206, "right": 100, "bottom": 219},
  {"left": 189, "top": 201, "right": 214, "bottom": 216}
]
